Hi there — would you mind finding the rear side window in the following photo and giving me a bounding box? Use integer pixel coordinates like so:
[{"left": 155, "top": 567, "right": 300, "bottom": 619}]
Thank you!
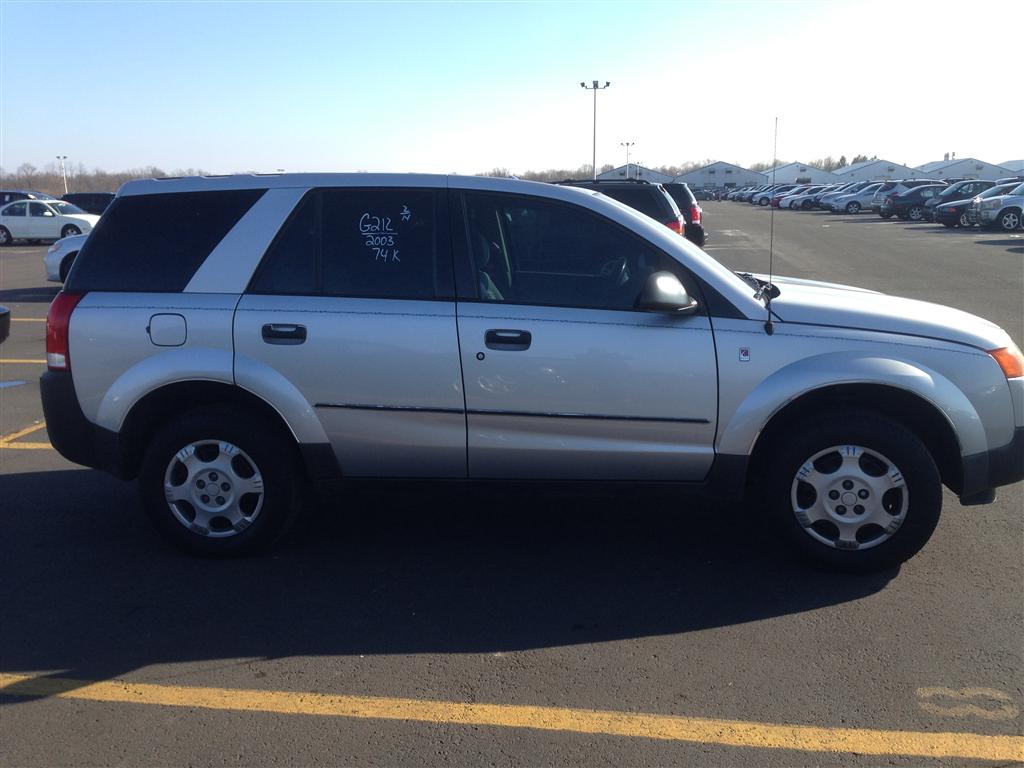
[
  {"left": 67, "top": 190, "right": 264, "bottom": 292},
  {"left": 251, "top": 188, "right": 450, "bottom": 300}
]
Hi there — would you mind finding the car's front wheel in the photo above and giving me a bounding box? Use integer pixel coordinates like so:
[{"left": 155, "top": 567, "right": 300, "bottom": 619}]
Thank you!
[
  {"left": 907, "top": 206, "right": 924, "bottom": 221},
  {"left": 61, "top": 225, "right": 81, "bottom": 239},
  {"left": 997, "top": 208, "right": 1021, "bottom": 231},
  {"left": 958, "top": 212, "right": 971, "bottom": 228},
  {"left": 0, "top": 226, "right": 11, "bottom": 246},
  {"left": 762, "top": 411, "right": 942, "bottom": 572},
  {"left": 846, "top": 201, "right": 861, "bottom": 214},
  {"left": 139, "top": 406, "right": 304, "bottom": 555}
]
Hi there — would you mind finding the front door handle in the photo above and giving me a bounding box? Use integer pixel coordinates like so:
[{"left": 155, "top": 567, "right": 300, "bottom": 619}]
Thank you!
[
  {"left": 485, "top": 328, "right": 531, "bottom": 351},
  {"left": 261, "top": 323, "right": 307, "bottom": 345}
]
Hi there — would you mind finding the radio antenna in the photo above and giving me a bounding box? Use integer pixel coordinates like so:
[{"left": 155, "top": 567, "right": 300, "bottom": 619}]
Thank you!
[{"left": 765, "top": 116, "right": 778, "bottom": 335}]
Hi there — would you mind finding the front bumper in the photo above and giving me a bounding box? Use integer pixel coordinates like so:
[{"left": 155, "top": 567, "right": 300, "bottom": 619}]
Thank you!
[{"left": 960, "top": 426, "right": 1024, "bottom": 503}]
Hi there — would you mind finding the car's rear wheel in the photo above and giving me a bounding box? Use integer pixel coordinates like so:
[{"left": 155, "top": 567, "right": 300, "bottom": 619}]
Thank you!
[
  {"left": 880, "top": 211, "right": 893, "bottom": 219},
  {"left": 846, "top": 201, "right": 861, "bottom": 214},
  {"left": 801, "top": 200, "right": 813, "bottom": 210},
  {"left": 759, "top": 198, "right": 769, "bottom": 206},
  {"left": 907, "top": 206, "right": 924, "bottom": 221},
  {"left": 997, "top": 208, "right": 1021, "bottom": 231},
  {"left": 60, "top": 225, "right": 81, "bottom": 239},
  {"left": 0, "top": 226, "right": 11, "bottom": 246},
  {"left": 139, "top": 406, "right": 304, "bottom": 555},
  {"left": 761, "top": 410, "right": 942, "bottom": 572}
]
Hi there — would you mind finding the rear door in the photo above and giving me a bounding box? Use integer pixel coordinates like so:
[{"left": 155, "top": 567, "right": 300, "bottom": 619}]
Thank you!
[
  {"left": 234, "top": 187, "right": 466, "bottom": 478},
  {"left": 1, "top": 201, "right": 28, "bottom": 237},
  {"left": 453, "top": 190, "right": 718, "bottom": 481}
]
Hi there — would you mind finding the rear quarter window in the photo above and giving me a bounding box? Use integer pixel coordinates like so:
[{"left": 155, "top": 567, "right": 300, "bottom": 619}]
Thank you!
[{"left": 66, "top": 190, "right": 264, "bottom": 292}]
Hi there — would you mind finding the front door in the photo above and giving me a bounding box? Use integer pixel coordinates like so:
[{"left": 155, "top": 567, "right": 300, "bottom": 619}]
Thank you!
[
  {"left": 28, "top": 202, "right": 57, "bottom": 238},
  {"left": 454, "top": 190, "right": 718, "bottom": 481},
  {"left": 234, "top": 187, "right": 466, "bottom": 478}
]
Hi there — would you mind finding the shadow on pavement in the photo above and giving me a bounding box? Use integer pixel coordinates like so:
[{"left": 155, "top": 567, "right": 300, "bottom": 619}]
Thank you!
[
  {"left": 0, "top": 286, "right": 60, "bottom": 304},
  {"left": 0, "top": 469, "right": 893, "bottom": 696}
]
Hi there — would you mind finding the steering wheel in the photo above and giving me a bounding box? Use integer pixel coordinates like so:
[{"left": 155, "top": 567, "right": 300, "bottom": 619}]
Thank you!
[{"left": 598, "top": 257, "right": 628, "bottom": 286}]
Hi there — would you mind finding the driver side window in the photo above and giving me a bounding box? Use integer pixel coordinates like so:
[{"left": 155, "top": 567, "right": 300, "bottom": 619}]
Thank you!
[{"left": 462, "top": 192, "right": 685, "bottom": 311}]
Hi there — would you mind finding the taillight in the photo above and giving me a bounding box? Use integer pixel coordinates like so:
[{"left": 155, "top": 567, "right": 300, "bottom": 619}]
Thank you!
[
  {"left": 665, "top": 218, "right": 684, "bottom": 235},
  {"left": 46, "top": 291, "right": 85, "bottom": 371},
  {"left": 690, "top": 204, "right": 702, "bottom": 225}
]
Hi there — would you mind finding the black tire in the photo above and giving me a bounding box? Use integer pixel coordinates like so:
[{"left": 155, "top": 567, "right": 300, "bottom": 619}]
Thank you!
[
  {"left": 59, "top": 253, "right": 77, "bottom": 282},
  {"left": 997, "top": 208, "right": 1021, "bottom": 231},
  {"left": 846, "top": 201, "right": 861, "bottom": 214},
  {"left": 907, "top": 206, "right": 924, "bottom": 221},
  {"left": 0, "top": 226, "right": 11, "bottom": 246},
  {"left": 760, "top": 410, "right": 942, "bottom": 573},
  {"left": 958, "top": 212, "right": 971, "bottom": 228},
  {"left": 801, "top": 200, "right": 813, "bottom": 210},
  {"left": 139, "top": 406, "right": 304, "bottom": 556},
  {"left": 942, "top": 222, "right": 955, "bottom": 229},
  {"left": 60, "top": 224, "right": 81, "bottom": 239},
  {"left": 880, "top": 211, "right": 893, "bottom": 219},
  {"left": 759, "top": 197, "right": 769, "bottom": 206}
]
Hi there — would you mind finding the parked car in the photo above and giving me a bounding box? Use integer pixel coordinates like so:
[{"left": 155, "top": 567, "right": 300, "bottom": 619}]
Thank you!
[
  {"left": 0, "top": 305, "right": 9, "bottom": 344},
  {"left": 557, "top": 179, "right": 693, "bottom": 243},
  {"left": 662, "top": 182, "right": 707, "bottom": 247},
  {"left": 691, "top": 187, "right": 713, "bottom": 201},
  {"left": 885, "top": 185, "right": 947, "bottom": 221},
  {"left": 782, "top": 185, "right": 828, "bottom": 210},
  {"left": 751, "top": 185, "right": 797, "bottom": 205},
  {"left": 874, "top": 180, "right": 945, "bottom": 218},
  {"left": 831, "top": 183, "right": 884, "bottom": 214},
  {"left": 966, "top": 183, "right": 1020, "bottom": 226},
  {"left": 0, "top": 200, "right": 99, "bottom": 245},
  {"left": 61, "top": 192, "right": 115, "bottom": 215},
  {"left": 44, "top": 233, "right": 88, "bottom": 282},
  {"left": 0, "top": 189, "right": 58, "bottom": 205},
  {"left": 41, "top": 173, "right": 1023, "bottom": 572},
  {"left": 772, "top": 185, "right": 814, "bottom": 208},
  {"left": 976, "top": 182, "right": 1024, "bottom": 231},
  {"left": 923, "top": 180, "right": 995, "bottom": 221},
  {"left": 818, "top": 181, "right": 872, "bottom": 212}
]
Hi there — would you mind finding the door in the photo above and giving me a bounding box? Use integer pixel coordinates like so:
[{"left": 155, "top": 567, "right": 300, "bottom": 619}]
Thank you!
[
  {"left": 28, "top": 202, "right": 58, "bottom": 238},
  {"left": 1, "top": 201, "right": 28, "bottom": 237},
  {"left": 454, "top": 191, "right": 718, "bottom": 481},
  {"left": 234, "top": 187, "right": 467, "bottom": 478}
]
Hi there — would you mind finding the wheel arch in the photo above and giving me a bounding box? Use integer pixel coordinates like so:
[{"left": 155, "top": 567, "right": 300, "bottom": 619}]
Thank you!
[{"left": 746, "top": 383, "right": 965, "bottom": 494}]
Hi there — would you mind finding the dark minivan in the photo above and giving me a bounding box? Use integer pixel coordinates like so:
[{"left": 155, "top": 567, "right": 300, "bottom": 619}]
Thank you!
[{"left": 61, "top": 192, "right": 115, "bottom": 215}]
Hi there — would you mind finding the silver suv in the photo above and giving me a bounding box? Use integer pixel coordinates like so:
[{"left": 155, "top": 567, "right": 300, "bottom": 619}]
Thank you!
[{"left": 41, "top": 174, "right": 1024, "bottom": 571}]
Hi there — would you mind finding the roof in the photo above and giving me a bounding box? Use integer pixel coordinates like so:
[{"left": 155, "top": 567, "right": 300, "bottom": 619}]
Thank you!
[
  {"left": 998, "top": 159, "right": 1024, "bottom": 172},
  {"left": 916, "top": 157, "right": 1008, "bottom": 173}
]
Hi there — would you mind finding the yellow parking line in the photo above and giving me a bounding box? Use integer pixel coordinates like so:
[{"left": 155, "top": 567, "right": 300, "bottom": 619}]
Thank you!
[
  {"left": 0, "top": 359, "right": 47, "bottom": 364},
  {"left": 0, "top": 674, "right": 1019, "bottom": 761},
  {"left": 0, "top": 422, "right": 50, "bottom": 450}
]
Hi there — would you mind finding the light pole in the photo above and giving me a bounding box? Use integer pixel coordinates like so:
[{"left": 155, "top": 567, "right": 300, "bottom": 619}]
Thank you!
[
  {"left": 580, "top": 80, "right": 610, "bottom": 180},
  {"left": 56, "top": 155, "right": 68, "bottom": 194},
  {"left": 620, "top": 141, "right": 634, "bottom": 179}
]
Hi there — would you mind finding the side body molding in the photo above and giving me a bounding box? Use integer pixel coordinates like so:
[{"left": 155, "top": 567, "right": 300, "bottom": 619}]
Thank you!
[
  {"left": 233, "top": 353, "right": 329, "bottom": 444},
  {"left": 716, "top": 353, "right": 988, "bottom": 458},
  {"left": 95, "top": 348, "right": 234, "bottom": 432}
]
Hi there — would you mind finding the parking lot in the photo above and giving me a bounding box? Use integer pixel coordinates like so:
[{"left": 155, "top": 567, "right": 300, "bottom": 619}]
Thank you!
[{"left": 1, "top": 205, "right": 1022, "bottom": 765}]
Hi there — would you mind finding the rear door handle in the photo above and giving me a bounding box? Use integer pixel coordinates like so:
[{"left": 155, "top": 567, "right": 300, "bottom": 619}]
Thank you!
[
  {"left": 485, "top": 329, "right": 531, "bottom": 351},
  {"left": 261, "top": 323, "right": 307, "bottom": 345}
]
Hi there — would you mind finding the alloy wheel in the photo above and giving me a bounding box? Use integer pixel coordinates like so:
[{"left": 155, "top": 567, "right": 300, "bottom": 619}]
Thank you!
[{"left": 790, "top": 444, "right": 908, "bottom": 551}]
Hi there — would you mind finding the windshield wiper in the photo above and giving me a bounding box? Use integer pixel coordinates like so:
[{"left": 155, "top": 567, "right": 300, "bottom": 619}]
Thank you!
[{"left": 736, "top": 271, "right": 780, "bottom": 302}]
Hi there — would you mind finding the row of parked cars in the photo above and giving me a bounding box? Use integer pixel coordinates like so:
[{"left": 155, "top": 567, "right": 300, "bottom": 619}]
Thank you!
[{"left": 722, "top": 178, "right": 1024, "bottom": 231}]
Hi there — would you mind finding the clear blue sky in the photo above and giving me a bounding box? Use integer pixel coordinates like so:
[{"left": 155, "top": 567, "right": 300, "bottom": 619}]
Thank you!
[{"left": 2, "top": 0, "right": 1020, "bottom": 175}]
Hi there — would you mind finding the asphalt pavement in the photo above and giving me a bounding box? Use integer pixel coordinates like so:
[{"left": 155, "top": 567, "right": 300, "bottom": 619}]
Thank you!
[{"left": 1, "top": 207, "right": 1021, "bottom": 766}]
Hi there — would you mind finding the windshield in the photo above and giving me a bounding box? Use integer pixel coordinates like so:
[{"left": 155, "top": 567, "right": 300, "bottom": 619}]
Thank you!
[
  {"left": 1011, "top": 183, "right": 1024, "bottom": 196},
  {"left": 978, "top": 184, "right": 1017, "bottom": 199},
  {"left": 48, "top": 201, "right": 86, "bottom": 215}
]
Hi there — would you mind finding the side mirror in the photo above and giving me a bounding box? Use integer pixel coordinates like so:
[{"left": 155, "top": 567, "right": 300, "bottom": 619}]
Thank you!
[{"left": 638, "top": 271, "right": 699, "bottom": 313}]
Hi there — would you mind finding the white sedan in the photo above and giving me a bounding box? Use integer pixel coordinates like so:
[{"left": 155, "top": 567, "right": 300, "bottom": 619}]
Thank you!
[{"left": 0, "top": 199, "right": 99, "bottom": 245}]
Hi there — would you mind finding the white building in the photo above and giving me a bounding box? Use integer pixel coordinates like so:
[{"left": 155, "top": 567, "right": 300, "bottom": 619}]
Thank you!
[
  {"left": 759, "top": 162, "right": 836, "bottom": 184},
  {"left": 596, "top": 164, "right": 674, "bottom": 183},
  {"left": 915, "top": 158, "right": 1012, "bottom": 181},
  {"left": 831, "top": 159, "right": 918, "bottom": 181},
  {"left": 997, "top": 159, "right": 1024, "bottom": 174},
  {"left": 672, "top": 161, "right": 766, "bottom": 190}
]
